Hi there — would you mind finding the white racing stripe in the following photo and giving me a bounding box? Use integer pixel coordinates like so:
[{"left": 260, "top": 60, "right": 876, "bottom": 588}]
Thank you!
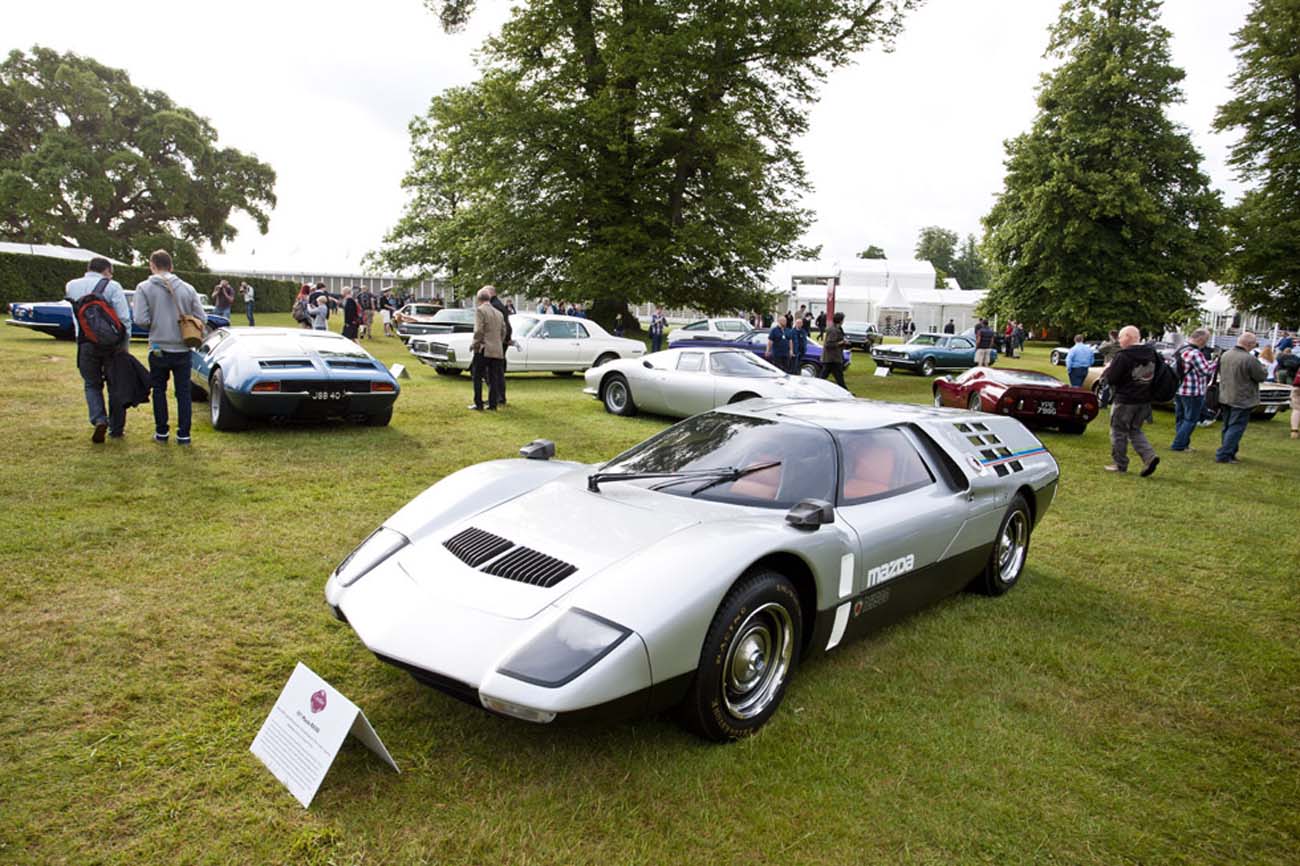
[
  {"left": 838, "top": 553, "right": 854, "bottom": 598},
  {"left": 826, "top": 603, "right": 850, "bottom": 651}
]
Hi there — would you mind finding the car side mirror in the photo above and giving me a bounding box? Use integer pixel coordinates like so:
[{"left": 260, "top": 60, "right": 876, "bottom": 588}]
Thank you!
[
  {"left": 785, "top": 499, "right": 834, "bottom": 530},
  {"left": 519, "top": 439, "right": 556, "bottom": 460}
]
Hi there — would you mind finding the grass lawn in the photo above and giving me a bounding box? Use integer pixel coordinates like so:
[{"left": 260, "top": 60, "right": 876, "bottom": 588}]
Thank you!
[{"left": 1, "top": 317, "right": 1296, "bottom": 865}]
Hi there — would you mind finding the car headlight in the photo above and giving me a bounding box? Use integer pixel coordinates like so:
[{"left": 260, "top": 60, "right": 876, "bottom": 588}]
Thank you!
[
  {"left": 498, "top": 608, "right": 631, "bottom": 688},
  {"left": 333, "top": 527, "right": 409, "bottom": 587}
]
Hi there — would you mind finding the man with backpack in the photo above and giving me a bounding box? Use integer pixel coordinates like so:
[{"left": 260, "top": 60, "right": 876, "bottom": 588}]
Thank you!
[
  {"left": 1100, "top": 325, "right": 1161, "bottom": 476},
  {"left": 1169, "top": 328, "right": 1216, "bottom": 453},
  {"left": 66, "top": 257, "right": 132, "bottom": 443},
  {"left": 133, "top": 250, "right": 206, "bottom": 445}
]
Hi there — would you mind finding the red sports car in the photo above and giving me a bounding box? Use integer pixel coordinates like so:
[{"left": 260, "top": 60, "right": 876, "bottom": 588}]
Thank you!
[{"left": 933, "top": 367, "right": 1099, "bottom": 434}]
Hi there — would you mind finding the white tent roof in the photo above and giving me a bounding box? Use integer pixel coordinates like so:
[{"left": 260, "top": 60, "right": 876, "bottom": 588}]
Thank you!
[
  {"left": 0, "top": 242, "right": 126, "bottom": 265},
  {"left": 879, "top": 277, "right": 911, "bottom": 309}
]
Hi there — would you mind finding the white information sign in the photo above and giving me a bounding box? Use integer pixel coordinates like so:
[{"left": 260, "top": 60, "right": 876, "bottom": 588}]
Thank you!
[
  {"left": 250, "top": 662, "right": 399, "bottom": 808},
  {"left": 874, "top": 365, "right": 891, "bottom": 377}
]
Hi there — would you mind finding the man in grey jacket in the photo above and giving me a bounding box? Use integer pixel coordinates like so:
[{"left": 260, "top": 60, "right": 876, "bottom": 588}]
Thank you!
[
  {"left": 132, "top": 250, "right": 206, "bottom": 444},
  {"left": 1215, "top": 332, "right": 1266, "bottom": 464},
  {"left": 66, "top": 257, "right": 132, "bottom": 442}
]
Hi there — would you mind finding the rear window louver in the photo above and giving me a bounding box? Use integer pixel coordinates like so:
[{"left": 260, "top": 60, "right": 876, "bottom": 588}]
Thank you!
[
  {"left": 259, "top": 359, "right": 312, "bottom": 368},
  {"left": 481, "top": 546, "right": 577, "bottom": 588},
  {"left": 443, "top": 527, "right": 513, "bottom": 567},
  {"left": 327, "top": 359, "right": 376, "bottom": 369}
]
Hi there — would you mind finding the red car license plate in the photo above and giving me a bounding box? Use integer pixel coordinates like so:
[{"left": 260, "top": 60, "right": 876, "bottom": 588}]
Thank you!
[{"left": 1036, "top": 402, "right": 1057, "bottom": 415}]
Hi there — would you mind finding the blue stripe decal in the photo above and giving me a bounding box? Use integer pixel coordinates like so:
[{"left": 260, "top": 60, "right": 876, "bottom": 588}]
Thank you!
[{"left": 979, "top": 446, "right": 1048, "bottom": 466}]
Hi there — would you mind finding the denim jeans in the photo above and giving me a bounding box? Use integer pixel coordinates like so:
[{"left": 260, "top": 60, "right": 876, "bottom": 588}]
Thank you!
[
  {"left": 1170, "top": 394, "right": 1205, "bottom": 450},
  {"left": 650, "top": 334, "right": 663, "bottom": 353},
  {"left": 149, "top": 350, "right": 193, "bottom": 439},
  {"left": 215, "top": 305, "right": 231, "bottom": 320},
  {"left": 245, "top": 301, "right": 255, "bottom": 326},
  {"left": 1216, "top": 406, "right": 1251, "bottom": 462},
  {"left": 1067, "top": 367, "right": 1087, "bottom": 387},
  {"left": 77, "top": 342, "right": 127, "bottom": 433}
]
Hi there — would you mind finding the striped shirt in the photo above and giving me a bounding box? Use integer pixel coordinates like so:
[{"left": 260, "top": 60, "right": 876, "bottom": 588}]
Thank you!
[{"left": 1176, "top": 344, "right": 1216, "bottom": 397}]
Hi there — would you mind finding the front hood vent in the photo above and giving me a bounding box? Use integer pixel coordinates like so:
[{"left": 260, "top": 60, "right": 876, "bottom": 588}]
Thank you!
[
  {"left": 481, "top": 546, "right": 577, "bottom": 588},
  {"left": 444, "top": 527, "right": 512, "bottom": 566}
]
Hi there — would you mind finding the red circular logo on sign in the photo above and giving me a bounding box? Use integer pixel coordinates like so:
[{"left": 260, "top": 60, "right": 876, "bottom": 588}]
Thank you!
[{"left": 310, "top": 689, "right": 327, "bottom": 713}]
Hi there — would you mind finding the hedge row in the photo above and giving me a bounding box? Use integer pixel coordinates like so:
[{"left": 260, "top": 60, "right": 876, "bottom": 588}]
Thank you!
[{"left": 0, "top": 253, "right": 302, "bottom": 313}]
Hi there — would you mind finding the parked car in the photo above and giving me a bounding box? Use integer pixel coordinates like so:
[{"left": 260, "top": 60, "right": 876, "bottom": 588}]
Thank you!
[
  {"left": 659, "top": 327, "right": 851, "bottom": 377},
  {"left": 190, "top": 328, "right": 399, "bottom": 430},
  {"left": 7, "top": 292, "right": 230, "bottom": 340},
  {"left": 841, "top": 321, "right": 882, "bottom": 352},
  {"left": 392, "top": 303, "right": 442, "bottom": 328},
  {"left": 407, "top": 313, "right": 644, "bottom": 376},
  {"left": 872, "top": 332, "right": 996, "bottom": 375},
  {"left": 666, "top": 317, "right": 753, "bottom": 346},
  {"left": 324, "top": 398, "right": 1058, "bottom": 740},
  {"left": 1048, "top": 343, "right": 1104, "bottom": 367},
  {"left": 584, "top": 347, "right": 851, "bottom": 417},
  {"left": 397, "top": 307, "right": 475, "bottom": 343},
  {"left": 933, "top": 367, "right": 1099, "bottom": 434}
]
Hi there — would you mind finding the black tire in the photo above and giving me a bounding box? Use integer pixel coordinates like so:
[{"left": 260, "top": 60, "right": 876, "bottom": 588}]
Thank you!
[
  {"left": 920, "top": 356, "right": 936, "bottom": 376},
  {"left": 729, "top": 391, "right": 760, "bottom": 405},
  {"left": 593, "top": 353, "right": 618, "bottom": 368},
  {"left": 971, "top": 494, "right": 1031, "bottom": 596},
  {"left": 209, "top": 370, "right": 248, "bottom": 431},
  {"left": 799, "top": 361, "right": 819, "bottom": 378},
  {"left": 967, "top": 392, "right": 982, "bottom": 412},
  {"left": 601, "top": 373, "right": 637, "bottom": 416},
  {"left": 680, "top": 569, "right": 802, "bottom": 741},
  {"left": 1050, "top": 350, "right": 1064, "bottom": 366},
  {"left": 434, "top": 367, "right": 462, "bottom": 377},
  {"left": 364, "top": 406, "right": 393, "bottom": 427},
  {"left": 552, "top": 371, "right": 575, "bottom": 378},
  {"left": 1253, "top": 411, "right": 1275, "bottom": 422},
  {"left": 1059, "top": 421, "right": 1086, "bottom": 435}
]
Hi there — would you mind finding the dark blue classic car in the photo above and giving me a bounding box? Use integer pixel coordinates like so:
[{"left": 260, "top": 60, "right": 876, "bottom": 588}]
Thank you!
[
  {"left": 670, "top": 328, "right": 851, "bottom": 377},
  {"left": 6, "top": 292, "right": 230, "bottom": 339},
  {"left": 871, "top": 332, "right": 997, "bottom": 376},
  {"left": 191, "top": 328, "right": 400, "bottom": 430}
]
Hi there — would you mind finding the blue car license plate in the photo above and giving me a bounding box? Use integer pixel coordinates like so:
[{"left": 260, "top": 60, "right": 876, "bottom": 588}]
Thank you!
[{"left": 311, "top": 390, "right": 346, "bottom": 402}]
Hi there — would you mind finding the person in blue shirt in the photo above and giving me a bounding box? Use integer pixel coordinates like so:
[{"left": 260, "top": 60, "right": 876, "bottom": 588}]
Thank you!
[
  {"left": 65, "top": 257, "right": 132, "bottom": 442},
  {"left": 789, "top": 319, "right": 808, "bottom": 374},
  {"left": 1275, "top": 331, "right": 1293, "bottom": 353},
  {"left": 766, "top": 314, "right": 791, "bottom": 372},
  {"left": 1065, "top": 334, "right": 1095, "bottom": 387}
]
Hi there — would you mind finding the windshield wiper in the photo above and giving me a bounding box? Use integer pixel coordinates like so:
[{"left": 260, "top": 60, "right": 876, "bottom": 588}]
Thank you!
[
  {"left": 683, "top": 461, "right": 782, "bottom": 496},
  {"left": 587, "top": 466, "right": 731, "bottom": 493}
]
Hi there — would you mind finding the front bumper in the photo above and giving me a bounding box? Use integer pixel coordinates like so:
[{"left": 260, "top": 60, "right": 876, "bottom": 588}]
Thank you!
[
  {"left": 870, "top": 352, "right": 919, "bottom": 368},
  {"left": 326, "top": 564, "right": 653, "bottom": 723},
  {"left": 229, "top": 388, "right": 397, "bottom": 419},
  {"left": 5, "top": 318, "right": 69, "bottom": 337}
]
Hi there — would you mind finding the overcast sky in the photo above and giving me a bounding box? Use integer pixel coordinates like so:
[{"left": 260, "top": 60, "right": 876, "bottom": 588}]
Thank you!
[{"left": 4, "top": 0, "right": 1252, "bottom": 277}]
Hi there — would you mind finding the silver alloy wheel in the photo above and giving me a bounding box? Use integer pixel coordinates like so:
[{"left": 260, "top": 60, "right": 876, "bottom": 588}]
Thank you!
[
  {"left": 723, "top": 602, "right": 794, "bottom": 719},
  {"left": 604, "top": 379, "right": 628, "bottom": 412},
  {"left": 800, "top": 363, "right": 817, "bottom": 377},
  {"left": 968, "top": 392, "right": 982, "bottom": 411},
  {"left": 921, "top": 358, "right": 936, "bottom": 376},
  {"left": 210, "top": 376, "right": 221, "bottom": 426},
  {"left": 998, "top": 510, "right": 1029, "bottom": 584}
]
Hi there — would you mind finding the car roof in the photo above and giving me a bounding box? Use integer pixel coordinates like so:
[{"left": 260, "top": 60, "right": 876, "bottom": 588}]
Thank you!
[
  {"left": 225, "top": 327, "right": 347, "bottom": 340},
  {"left": 719, "top": 397, "right": 963, "bottom": 431}
]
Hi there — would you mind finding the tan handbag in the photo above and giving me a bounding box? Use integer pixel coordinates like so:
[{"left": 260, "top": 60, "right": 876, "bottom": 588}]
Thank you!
[{"left": 161, "top": 276, "right": 207, "bottom": 347}]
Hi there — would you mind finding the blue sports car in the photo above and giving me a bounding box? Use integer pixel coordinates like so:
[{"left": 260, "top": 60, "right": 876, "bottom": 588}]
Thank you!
[
  {"left": 871, "top": 332, "right": 997, "bottom": 376},
  {"left": 670, "top": 328, "right": 852, "bottom": 377},
  {"left": 6, "top": 292, "right": 230, "bottom": 339},
  {"left": 190, "top": 328, "right": 400, "bottom": 430}
]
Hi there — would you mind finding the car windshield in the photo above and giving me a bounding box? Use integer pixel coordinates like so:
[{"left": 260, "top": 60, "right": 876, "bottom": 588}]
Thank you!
[
  {"left": 511, "top": 315, "right": 540, "bottom": 336},
  {"left": 709, "top": 351, "right": 783, "bottom": 378},
  {"left": 908, "top": 334, "right": 941, "bottom": 346},
  {"left": 433, "top": 309, "right": 473, "bottom": 323},
  {"left": 599, "top": 413, "right": 836, "bottom": 508},
  {"left": 843, "top": 322, "right": 869, "bottom": 332}
]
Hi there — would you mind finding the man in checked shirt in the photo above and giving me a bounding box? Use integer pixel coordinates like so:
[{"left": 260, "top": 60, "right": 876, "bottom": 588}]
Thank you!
[{"left": 1170, "top": 328, "right": 1217, "bottom": 452}]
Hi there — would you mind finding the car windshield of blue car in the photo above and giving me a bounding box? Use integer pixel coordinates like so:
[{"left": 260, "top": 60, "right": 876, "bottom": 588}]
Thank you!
[
  {"left": 710, "top": 351, "right": 783, "bottom": 378},
  {"left": 908, "top": 334, "right": 941, "bottom": 346},
  {"left": 599, "top": 414, "right": 836, "bottom": 507}
]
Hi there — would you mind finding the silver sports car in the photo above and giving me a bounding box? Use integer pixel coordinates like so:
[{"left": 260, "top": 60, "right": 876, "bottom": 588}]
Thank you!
[
  {"left": 325, "top": 399, "right": 1059, "bottom": 741},
  {"left": 583, "top": 347, "right": 851, "bottom": 417}
]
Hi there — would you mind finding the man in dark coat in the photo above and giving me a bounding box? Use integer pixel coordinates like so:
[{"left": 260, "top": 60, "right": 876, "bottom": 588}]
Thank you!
[
  {"left": 487, "top": 286, "right": 514, "bottom": 405},
  {"left": 1100, "top": 325, "right": 1160, "bottom": 476}
]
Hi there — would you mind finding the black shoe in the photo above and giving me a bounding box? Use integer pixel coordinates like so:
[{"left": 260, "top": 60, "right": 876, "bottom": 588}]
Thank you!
[
  {"left": 1140, "top": 456, "right": 1160, "bottom": 477},
  {"left": 109, "top": 431, "right": 124, "bottom": 439},
  {"left": 467, "top": 404, "right": 483, "bottom": 411},
  {"left": 92, "top": 423, "right": 108, "bottom": 444},
  {"left": 154, "top": 433, "right": 169, "bottom": 444},
  {"left": 176, "top": 436, "right": 192, "bottom": 446}
]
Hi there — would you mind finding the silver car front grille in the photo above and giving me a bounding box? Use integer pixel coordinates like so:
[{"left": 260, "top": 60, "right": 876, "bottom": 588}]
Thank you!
[
  {"left": 442, "top": 527, "right": 578, "bottom": 588},
  {"left": 443, "top": 527, "right": 513, "bottom": 567}
]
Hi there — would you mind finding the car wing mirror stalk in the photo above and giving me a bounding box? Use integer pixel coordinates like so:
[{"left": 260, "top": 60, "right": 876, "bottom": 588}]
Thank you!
[
  {"left": 519, "top": 439, "right": 556, "bottom": 460},
  {"left": 785, "top": 499, "right": 834, "bottom": 530}
]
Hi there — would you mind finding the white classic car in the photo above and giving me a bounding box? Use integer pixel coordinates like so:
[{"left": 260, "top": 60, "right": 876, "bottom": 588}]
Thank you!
[
  {"left": 408, "top": 313, "right": 645, "bottom": 375},
  {"left": 584, "top": 347, "right": 852, "bottom": 417},
  {"left": 667, "top": 317, "right": 752, "bottom": 346}
]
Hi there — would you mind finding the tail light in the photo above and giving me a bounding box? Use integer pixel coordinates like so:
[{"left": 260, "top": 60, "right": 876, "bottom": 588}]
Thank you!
[
  {"left": 370, "top": 381, "right": 396, "bottom": 393},
  {"left": 251, "top": 381, "right": 281, "bottom": 393}
]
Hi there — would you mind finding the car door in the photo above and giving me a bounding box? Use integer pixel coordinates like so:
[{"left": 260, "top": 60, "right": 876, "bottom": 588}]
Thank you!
[
  {"left": 525, "top": 319, "right": 580, "bottom": 369},
  {"left": 572, "top": 321, "right": 599, "bottom": 369},
  {"left": 667, "top": 351, "right": 717, "bottom": 416},
  {"left": 192, "top": 329, "right": 227, "bottom": 388},
  {"left": 945, "top": 336, "right": 974, "bottom": 368},
  {"left": 833, "top": 426, "right": 971, "bottom": 626}
]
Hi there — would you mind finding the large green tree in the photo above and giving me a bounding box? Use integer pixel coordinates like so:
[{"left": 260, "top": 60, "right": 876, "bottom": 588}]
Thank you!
[
  {"left": 376, "top": 0, "right": 919, "bottom": 312},
  {"left": 857, "top": 244, "right": 887, "bottom": 259},
  {"left": 950, "top": 232, "right": 989, "bottom": 290},
  {"left": 0, "top": 47, "right": 276, "bottom": 266},
  {"left": 981, "top": 0, "right": 1224, "bottom": 335},
  {"left": 1213, "top": 0, "right": 1300, "bottom": 326},
  {"left": 914, "top": 225, "right": 957, "bottom": 288}
]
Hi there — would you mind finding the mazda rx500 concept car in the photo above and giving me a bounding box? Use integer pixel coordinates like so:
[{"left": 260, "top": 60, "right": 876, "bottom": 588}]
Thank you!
[{"left": 325, "top": 399, "right": 1059, "bottom": 741}]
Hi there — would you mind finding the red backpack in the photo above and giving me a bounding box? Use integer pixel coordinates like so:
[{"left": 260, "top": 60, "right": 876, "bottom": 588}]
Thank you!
[{"left": 73, "top": 279, "right": 127, "bottom": 345}]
